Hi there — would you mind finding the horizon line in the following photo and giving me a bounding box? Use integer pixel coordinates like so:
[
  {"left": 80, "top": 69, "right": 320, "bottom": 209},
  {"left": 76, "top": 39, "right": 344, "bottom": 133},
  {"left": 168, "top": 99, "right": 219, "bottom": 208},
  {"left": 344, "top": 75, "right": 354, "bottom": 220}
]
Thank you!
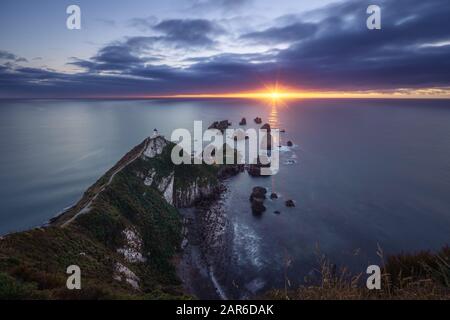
[
  {"left": 2, "top": 88, "right": 450, "bottom": 100},
  {"left": 136, "top": 87, "right": 450, "bottom": 99}
]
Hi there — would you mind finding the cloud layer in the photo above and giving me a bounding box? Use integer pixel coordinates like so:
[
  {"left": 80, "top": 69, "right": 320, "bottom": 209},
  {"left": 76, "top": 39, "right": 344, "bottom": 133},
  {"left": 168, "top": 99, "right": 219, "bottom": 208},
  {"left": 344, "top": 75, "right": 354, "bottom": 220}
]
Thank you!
[{"left": 1, "top": 0, "right": 449, "bottom": 98}]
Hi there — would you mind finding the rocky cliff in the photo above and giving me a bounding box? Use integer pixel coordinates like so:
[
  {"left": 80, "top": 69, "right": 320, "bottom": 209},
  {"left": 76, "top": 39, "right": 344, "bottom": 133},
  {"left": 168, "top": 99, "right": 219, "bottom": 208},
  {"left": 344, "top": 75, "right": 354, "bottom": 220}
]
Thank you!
[{"left": 0, "top": 135, "right": 225, "bottom": 299}]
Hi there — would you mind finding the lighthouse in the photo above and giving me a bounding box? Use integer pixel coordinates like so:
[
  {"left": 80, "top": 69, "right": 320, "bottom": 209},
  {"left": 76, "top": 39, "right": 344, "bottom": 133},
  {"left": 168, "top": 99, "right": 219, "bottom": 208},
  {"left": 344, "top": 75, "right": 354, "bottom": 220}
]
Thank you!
[{"left": 152, "top": 128, "right": 159, "bottom": 137}]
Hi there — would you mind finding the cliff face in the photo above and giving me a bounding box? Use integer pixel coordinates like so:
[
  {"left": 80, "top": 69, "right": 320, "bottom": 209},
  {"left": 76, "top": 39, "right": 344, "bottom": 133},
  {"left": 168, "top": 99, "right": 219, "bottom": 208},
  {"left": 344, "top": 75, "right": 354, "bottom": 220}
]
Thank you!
[
  {"left": 173, "top": 178, "right": 219, "bottom": 208},
  {"left": 0, "top": 135, "right": 222, "bottom": 300},
  {"left": 135, "top": 136, "right": 221, "bottom": 208}
]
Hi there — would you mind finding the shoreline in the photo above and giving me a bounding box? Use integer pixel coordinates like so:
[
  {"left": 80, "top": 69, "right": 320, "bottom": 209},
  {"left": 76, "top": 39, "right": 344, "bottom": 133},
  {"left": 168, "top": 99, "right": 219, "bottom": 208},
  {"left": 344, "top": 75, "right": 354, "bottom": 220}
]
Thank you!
[{"left": 176, "top": 181, "right": 235, "bottom": 300}]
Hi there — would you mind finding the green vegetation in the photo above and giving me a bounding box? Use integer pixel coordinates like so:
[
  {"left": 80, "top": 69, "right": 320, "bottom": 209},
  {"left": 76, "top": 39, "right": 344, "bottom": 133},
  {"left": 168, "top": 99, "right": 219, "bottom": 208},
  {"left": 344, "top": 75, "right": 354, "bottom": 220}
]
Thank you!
[
  {"left": 0, "top": 136, "right": 215, "bottom": 300},
  {"left": 0, "top": 136, "right": 448, "bottom": 300}
]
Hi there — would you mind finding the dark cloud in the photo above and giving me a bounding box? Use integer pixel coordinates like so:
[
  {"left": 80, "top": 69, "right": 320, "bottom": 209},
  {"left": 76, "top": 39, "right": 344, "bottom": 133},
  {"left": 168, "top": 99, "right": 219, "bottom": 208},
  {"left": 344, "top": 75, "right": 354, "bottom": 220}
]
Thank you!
[
  {"left": 189, "top": 0, "right": 252, "bottom": 13},
  {"left": 127, "top": 18, "right": 225, "bottom": 48},
  {"left": 1, "top": 0, "right": 450, "bottom": 97},
  {"left": 240, "top": 22, "right": 318, "bottom": 44},
  {"left": 95, "top": 45, "right": 143, "bottom": 65},
  {"left": 70, "top": 18, "right": 226, "bottom": 73},
  {"left": 0, "top": 51, "right": 17, "bottom": 60},
  {"left": 0, "top": 50, "right": 27, "bottom": 63},
  {"left": 272, "top": 0, "right": 450, "bottom": 90},
  {"left": 69, "top": 44, "right": 147, "bottom": 73},
  {"left": 153, "top": 19, "right": 225, "bottom": 47},
  {"left": 128, "top": 16, "right": 158, "bottom": 31}
]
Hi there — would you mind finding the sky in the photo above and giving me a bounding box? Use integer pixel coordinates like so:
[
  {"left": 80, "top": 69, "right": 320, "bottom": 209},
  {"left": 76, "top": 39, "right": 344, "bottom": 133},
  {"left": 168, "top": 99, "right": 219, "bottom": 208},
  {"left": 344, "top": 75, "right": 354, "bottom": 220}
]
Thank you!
[{"left": 0, "top": 0, "right": 449, "bottom": 98}]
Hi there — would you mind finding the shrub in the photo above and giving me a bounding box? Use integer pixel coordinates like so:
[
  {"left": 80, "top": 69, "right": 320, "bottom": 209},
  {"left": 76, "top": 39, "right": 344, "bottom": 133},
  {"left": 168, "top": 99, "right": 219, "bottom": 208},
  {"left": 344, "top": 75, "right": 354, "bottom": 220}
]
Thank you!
[{"left": 0, "top": 272, "right": 36, "bottom": 300}]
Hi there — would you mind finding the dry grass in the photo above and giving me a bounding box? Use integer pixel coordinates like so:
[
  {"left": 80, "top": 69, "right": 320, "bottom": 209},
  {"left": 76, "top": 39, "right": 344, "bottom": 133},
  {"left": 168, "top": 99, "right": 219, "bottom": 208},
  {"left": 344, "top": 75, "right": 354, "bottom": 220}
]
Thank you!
[{"left": 264, "top": 245, "right": 450, "bottom": 300}]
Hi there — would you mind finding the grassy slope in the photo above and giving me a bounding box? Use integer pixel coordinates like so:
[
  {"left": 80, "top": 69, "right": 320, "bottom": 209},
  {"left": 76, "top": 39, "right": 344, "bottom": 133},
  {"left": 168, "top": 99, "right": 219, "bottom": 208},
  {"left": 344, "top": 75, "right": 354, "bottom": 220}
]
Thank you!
[
  {"left": 0, "top": 137, "right": 218, "bottom": 300},
  {"left": 0, "top": 136, "right": 448, "bottom": 300},
  {"left": 264, "top": 246, "right": 450, "bottom": 300}
]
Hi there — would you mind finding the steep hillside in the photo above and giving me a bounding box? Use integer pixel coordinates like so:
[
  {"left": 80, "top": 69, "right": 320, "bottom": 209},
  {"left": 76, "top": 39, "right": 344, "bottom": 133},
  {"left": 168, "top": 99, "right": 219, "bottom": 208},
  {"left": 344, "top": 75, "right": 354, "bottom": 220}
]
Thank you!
[{"left": 0, "top": 135, "right": 222, "bottom": 299}]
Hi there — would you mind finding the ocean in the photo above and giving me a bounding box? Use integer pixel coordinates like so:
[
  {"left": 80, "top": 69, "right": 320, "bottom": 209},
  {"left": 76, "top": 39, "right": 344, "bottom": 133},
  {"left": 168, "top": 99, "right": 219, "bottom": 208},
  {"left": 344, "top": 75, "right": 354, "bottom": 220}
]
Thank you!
[{"left": 1, "top": 98, "right": 449, "bottom": 296}]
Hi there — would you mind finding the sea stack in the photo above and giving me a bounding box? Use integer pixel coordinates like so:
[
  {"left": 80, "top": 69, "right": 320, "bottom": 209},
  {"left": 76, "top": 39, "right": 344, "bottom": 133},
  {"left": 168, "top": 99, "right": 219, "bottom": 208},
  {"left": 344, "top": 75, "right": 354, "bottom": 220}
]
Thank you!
[
  {"left": 261, "top": 123, "right": 271, "bottom": 133},
  {"left": 209, "top": 120, "right": 231, "bottom": 133},
  {"left": 285, "top": 200, "right": 295, "bottom": 207},
  {"left": 250, "top": 186, "right": 267, "bottom": 214},
  {"left": 247, "top": 156, "right": 271, "bottom": 177}
]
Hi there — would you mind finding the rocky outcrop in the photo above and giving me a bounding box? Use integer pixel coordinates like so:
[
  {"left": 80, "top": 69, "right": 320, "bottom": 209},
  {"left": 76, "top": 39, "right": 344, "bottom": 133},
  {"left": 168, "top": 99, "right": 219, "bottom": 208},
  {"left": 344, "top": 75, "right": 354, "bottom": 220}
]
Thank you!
[
  {"left": 194, "top": 189, "right": 232, "bottom": 299},
  {"left": 114, "top": 262, "right": 140, "bottom": 290},
  {"left": 261, "top": 123, "right": 271, "bottom": 133},
  {"left": 251, "top": 201, "right": 266, "bottom": 215},
  {"left": 117, "top": 227, "right": 146, "bottom": 263},
  {"left": 142, "top": 135, "right": 168, "bottom": 158},
  {"left": 247, "top": 156, "right": 271, "bottom": 177},
  {"left": 157, "top": 172, "right": 175, "bottom": 205},
  {"left": 250, "top": 186, "right": 267, "bottom": 201},
  {"left": 285, "top": 199, "right": 295, "bottom": 207},
  {"left": 217, "top": 165, "right": 244, "bottom": 179},
  {"left": 143, "top": 169, "right": 156, "bottom": 186},
  {"left": 250, "top": 186, "right": 267, "bottom": 215},
  {"left": 174, "top": 178, "right": 219, "bottom": 208},
  {"left": 0, "top": 134, "right": 240, "bottom": 300},
  {"left": 209, "top": 120, "right": 231, "bottom": 133}
]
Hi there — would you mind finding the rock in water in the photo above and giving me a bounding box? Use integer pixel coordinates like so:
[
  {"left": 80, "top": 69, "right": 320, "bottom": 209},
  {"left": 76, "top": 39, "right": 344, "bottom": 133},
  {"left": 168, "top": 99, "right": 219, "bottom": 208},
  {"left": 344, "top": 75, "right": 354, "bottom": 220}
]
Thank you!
[
  {"left": 250, "top": 186, "right": 267, "bottom": 201},
  {"left": 285, "top": 199, "right": 295, "bottom": 207},
  {"left": 247, "top": 156, "right": 271, "bottom": 177},
  {"left": 239, "top": 117, "right": 247, "bottom": 125},
  {"left": 270, "top": 192, "right": 278, "bottom": 199},
  {"left": 248, "top": 164, "right": 261, "bottom": 177},
  {"left": 261, "top": 123, "right": 271, "bottom": 133},
  {"left": 209, "top": 120, "right": 231, "bottom": 133},
  {"left": 250, "top": 186, "right": 267, "bottom": 214},
  {"left": 251, "top": 200, "right": 266, "bottom": 215},
  {"left": 254, "top": 117, "right": 262, "bottom": 124},
  {"left": 287, "top": 140, "right": 293, "bottom": 147}
]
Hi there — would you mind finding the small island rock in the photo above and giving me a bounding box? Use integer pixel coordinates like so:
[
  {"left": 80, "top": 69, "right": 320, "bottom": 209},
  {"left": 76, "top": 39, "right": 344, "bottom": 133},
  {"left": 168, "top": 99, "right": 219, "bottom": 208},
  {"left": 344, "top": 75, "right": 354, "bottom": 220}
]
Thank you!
[
  {"left": 285, "top": 199, "right": 295, "bottom": 207},
  {"left": 261, "top": 123, "right": 271, "bottom": 133}
]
